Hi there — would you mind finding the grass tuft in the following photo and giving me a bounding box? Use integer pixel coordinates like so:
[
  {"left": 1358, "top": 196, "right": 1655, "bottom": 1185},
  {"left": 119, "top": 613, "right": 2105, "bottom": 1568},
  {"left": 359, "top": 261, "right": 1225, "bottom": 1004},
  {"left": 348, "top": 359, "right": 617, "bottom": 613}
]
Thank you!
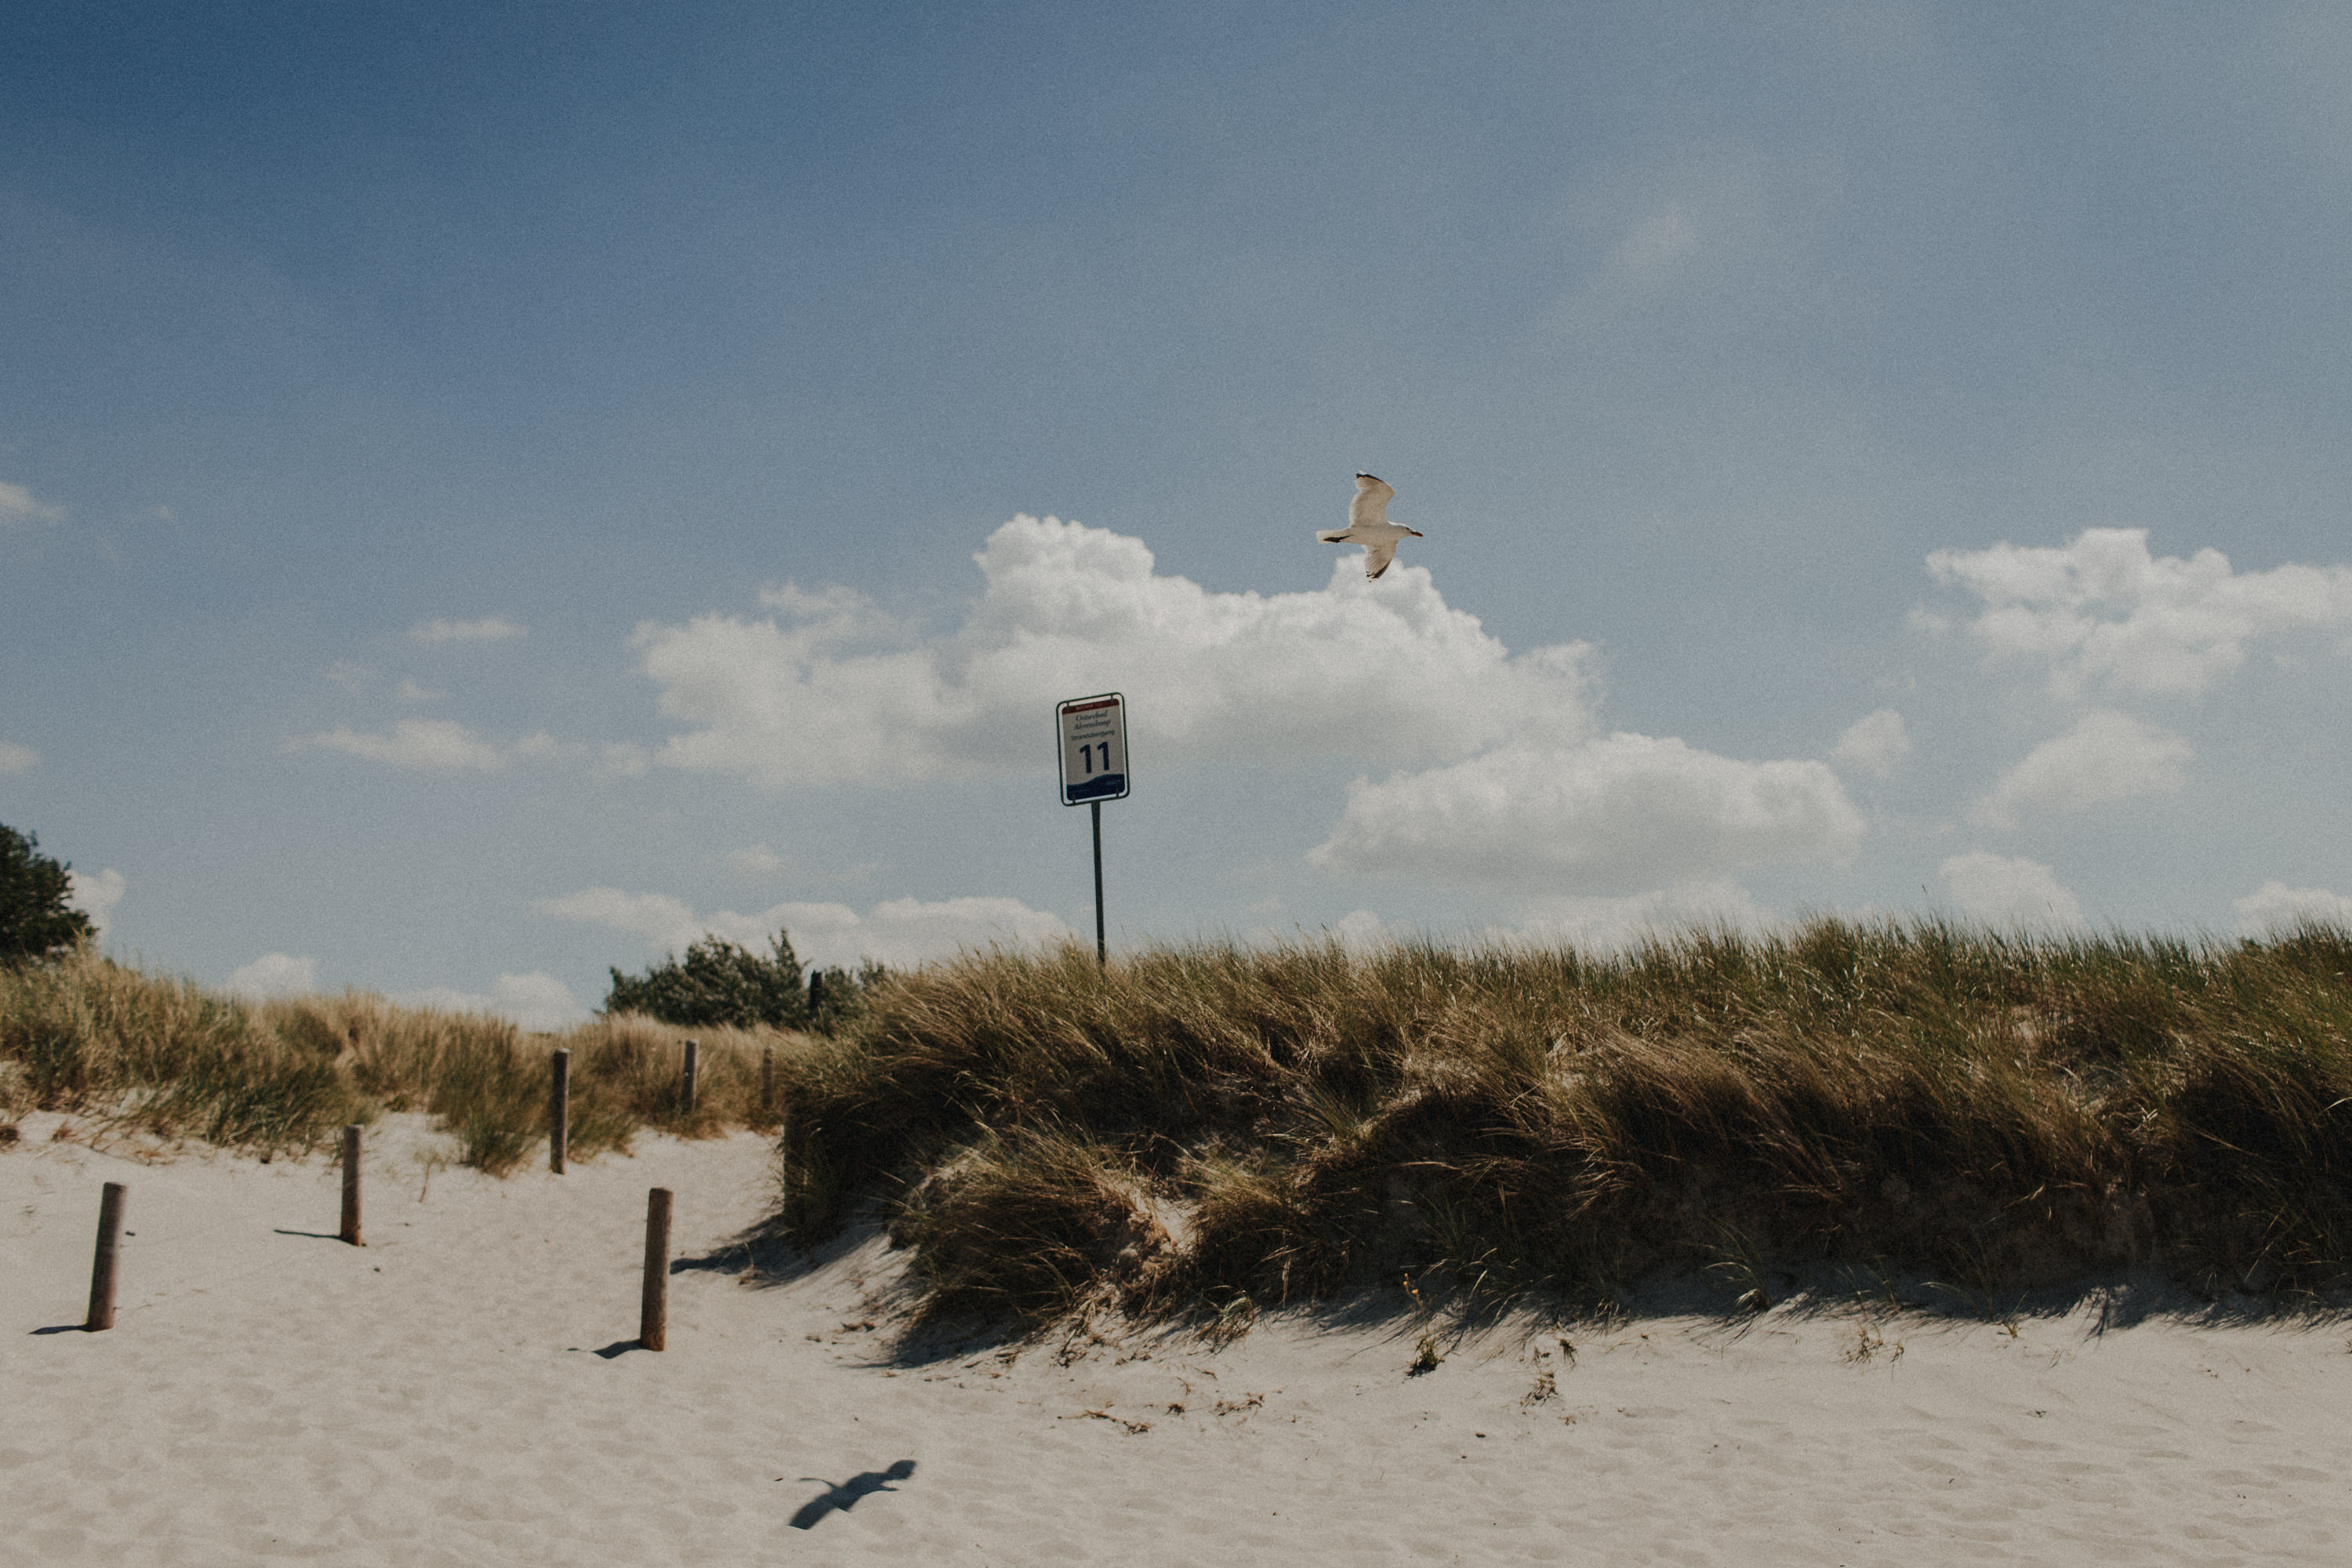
[
  {"left": 762, "top": 920, "right": 2352, "bottom": 1327},
  {"left": 2, "top": 950, "right": 815, "bottom": 1167}
]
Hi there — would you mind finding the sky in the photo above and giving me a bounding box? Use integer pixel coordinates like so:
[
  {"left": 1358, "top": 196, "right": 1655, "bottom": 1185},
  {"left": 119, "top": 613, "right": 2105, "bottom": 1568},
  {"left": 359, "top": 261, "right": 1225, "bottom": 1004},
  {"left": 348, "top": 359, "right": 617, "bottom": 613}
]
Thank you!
[{"left": 6, "top": 1, "right": 2352, "bottom": 1029}]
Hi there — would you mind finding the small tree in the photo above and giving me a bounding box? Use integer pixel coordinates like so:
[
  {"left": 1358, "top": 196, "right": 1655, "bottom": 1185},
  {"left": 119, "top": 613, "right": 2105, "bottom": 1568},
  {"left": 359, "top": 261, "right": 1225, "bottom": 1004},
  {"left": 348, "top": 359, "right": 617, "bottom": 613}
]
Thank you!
[
  {"left": 603, "top": 929, "right": 808, "bottom": 1029},
  {"left": 0, "top": 824, "right": 95, "bottom": 962}
]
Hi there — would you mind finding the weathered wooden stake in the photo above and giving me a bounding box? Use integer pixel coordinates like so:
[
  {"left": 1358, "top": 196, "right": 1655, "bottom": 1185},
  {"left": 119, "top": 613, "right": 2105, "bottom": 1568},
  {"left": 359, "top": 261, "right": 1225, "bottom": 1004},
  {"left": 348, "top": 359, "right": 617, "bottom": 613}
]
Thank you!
[
  {"left": 641, "top": 1186, "right": 673, "bottom": 1351},
  {"left": 86, "top": 1181, "right": 125, "bottom": 1331},
  {"left": 680, "top": 1038, "right": 699, "bottom": 1116},
  {"left": 549, "top": 1048, "right": 571, "bottom": 1174},
  {"left": 340, "top": 1124, "right": 364, "bottom": 1246},
  {"left": 760, "top": 1044, "right": 775, "bottom": 1118}
]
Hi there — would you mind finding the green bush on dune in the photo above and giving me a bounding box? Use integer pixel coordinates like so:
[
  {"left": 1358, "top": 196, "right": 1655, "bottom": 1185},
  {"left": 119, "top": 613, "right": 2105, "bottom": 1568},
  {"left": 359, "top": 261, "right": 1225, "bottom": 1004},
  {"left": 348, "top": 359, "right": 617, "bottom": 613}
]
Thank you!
[
  {"left": 767, "top": 921, "right": 2352, "bottom": 1326},
  {"left": 0, "top": 824, "right": 95, "bottom": 962},
  {"left": 604, "top": 930, "right": 810, "bottom": 1029}
]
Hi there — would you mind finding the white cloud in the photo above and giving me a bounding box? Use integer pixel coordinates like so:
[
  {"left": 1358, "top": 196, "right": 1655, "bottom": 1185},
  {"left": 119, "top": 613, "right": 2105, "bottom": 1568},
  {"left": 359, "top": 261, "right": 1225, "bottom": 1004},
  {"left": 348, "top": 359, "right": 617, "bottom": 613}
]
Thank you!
[
  {"left": 597, "top": 742, "right": 651, "bottom": 778},
  {"left": 227, "top": 952, "right": 319, "bottom": 999},
  {"left": 536, "top": 886, "right": 1075, "bottom": 971},
  {"left": 1969, "top": 710, "right": 2193, "bottom": 829},
  {"left": 1308, "top": 732, "right": 1864, "bottom": 894},
  {"left": 288, "top": 720, "right": 566, "bottom": 771},
  {"left": 1831, "top": 709, "right": 1910, "bottom": 779},
  {"left": 394, "top": 679, "right": 441, "bottom": 703},
  {"left": 1927, "top": 528, "right": 2352, "bottom": 696},
  {"left": 0, "top": 741, "right": 37, "bottom": 775},
  {"left": 412, "top": 616, "right": 525, "bottom": 644},
  {"left": 2233, "top": 880, "right": 2352, "bottom": 936},
  {"left": 0, "top": 480, "right": 66, "bottom": 528},
  {"left": 1497, "top": 879, "right": 1773, "bottom": 953},
  {"left": 399, "top": 972, "right": 592, "bottom": 1033},
  {"left": 728, "top": 843, "right": 792, "bottom": 877},
  {"left": 633, "top": 514, "right": 1595, "bottom": 789},
  {"left": 1938, "top": 852, "right": 2085, "bottom": 929},
  {"left": 65, "top": 867, "right": 124, "bottom": 938}
]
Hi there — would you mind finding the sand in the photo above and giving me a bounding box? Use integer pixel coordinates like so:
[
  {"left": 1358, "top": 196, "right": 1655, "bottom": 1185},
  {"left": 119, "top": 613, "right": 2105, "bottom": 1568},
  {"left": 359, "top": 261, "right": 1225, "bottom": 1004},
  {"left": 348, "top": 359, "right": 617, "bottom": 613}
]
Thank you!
[{"left": 6, "top": 1111, "right": 2352, "bottom": 1566}]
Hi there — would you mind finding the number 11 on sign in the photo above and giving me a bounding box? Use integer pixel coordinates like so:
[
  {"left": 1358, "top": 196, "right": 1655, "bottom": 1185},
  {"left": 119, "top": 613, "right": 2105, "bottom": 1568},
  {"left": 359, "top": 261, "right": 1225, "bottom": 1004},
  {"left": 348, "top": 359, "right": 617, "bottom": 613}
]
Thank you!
[{"left": 1056, "top": 693, "right": 1130, "bottom": 966}]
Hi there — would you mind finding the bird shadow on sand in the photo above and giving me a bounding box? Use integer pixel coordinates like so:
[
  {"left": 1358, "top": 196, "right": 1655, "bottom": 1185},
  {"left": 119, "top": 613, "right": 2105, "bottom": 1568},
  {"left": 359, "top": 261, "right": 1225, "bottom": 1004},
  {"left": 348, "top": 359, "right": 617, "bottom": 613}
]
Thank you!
[{"left": 786, "top": 1459, "right": 916, "bottom": 1530}]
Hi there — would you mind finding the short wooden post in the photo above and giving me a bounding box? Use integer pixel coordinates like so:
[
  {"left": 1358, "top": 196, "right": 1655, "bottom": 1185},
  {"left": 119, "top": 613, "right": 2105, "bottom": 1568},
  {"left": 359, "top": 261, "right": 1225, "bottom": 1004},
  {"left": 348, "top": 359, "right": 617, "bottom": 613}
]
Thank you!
[
  {"left": 340, "top": 1124, "right": 364, "bottom": 1246},
  {"left": 760, "top": 1044, "right": 775, "bottom": 1118},
  {"left": 86, "top": 1181, "right": 125, "bottom": 1331},
  {"left": 680, "top": 1039, "right": 699, "bottom": 1116},
  {"left": 641, "top": 1187, "right": 673, "bottom": 1351},
  {"left": 549, "top": 1048, "right": 570, "bottom": 1174}
]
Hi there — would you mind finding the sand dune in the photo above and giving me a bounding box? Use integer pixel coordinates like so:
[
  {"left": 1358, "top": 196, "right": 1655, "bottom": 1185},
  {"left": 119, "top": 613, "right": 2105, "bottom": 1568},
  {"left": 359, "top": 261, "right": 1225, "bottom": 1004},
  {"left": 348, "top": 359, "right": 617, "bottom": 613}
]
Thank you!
[{"left": 6, "top": 1112, "right": 2351, "bottom": 1565}]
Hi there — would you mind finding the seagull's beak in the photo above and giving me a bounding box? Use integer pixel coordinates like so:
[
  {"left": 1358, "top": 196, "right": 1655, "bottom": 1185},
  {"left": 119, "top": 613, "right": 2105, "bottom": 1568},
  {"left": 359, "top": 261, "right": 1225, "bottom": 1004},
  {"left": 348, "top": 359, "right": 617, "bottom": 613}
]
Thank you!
[{"left": 1409, "top": 529, "right": 1425, "bottom": 537}]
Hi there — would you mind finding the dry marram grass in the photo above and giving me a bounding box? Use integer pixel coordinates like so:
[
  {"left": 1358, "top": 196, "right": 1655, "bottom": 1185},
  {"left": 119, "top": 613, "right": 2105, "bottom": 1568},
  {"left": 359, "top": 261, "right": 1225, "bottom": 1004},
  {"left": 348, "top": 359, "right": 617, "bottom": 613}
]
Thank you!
[
  {"left": 765, "top": 919, "right": 2352, "bottom": 1325},
  {"left": 0, "top": 949, "right": 807, "bottom": 1169}
]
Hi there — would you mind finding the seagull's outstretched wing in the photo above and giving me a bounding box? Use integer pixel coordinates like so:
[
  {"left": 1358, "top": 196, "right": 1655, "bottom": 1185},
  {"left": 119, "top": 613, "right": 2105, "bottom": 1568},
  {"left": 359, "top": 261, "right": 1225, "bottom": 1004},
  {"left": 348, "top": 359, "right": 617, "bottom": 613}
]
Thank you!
[
  {"left": 1363, "top": 537, "right": 1399, "bottom": 579},
  {"left": 1350, "top": 472, "right": 1393, "bottom": 529}
]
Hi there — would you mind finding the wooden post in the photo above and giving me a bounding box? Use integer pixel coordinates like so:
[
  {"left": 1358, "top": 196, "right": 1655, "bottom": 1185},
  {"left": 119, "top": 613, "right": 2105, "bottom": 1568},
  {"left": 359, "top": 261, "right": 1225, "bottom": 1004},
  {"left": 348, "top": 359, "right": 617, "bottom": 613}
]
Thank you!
[
  {"left": 641, "top": 1187, "right": 673, "bottom": 1351},
  {"left": 340, "top": 1124, "right": 364, "bottom": 1246},
  {"left": 549, "top": 1048, "right": 570, "bottom": 1174},
  {"left": 86, "top": 1181, "right": 125, "bottom": 1331},
  {"left": 760, "top": 1044, "right": 775, "bottom": 1119},
  {"left": 680, "top": 1039, "right": 699, "bottom": 1116}
]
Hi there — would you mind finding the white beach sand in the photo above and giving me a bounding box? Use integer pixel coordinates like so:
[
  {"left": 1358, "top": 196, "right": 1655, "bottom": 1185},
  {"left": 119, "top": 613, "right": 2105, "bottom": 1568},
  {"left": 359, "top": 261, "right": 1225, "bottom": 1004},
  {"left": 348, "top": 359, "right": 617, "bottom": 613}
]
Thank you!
[{"left": 6, "top": 1112, "right": 2352, "bottom": 1566}]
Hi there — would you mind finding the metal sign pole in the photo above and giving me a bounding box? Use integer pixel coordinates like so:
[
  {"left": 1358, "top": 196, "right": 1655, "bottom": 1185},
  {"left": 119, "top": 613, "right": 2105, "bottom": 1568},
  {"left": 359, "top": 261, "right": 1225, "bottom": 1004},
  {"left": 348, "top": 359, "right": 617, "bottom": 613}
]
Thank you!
[
  {"left": 1091, "top": 799, "right": 1105, "bottom": 967},
  {"left": 1056, "top": 691, "right": 1128, "bottom": 972}
]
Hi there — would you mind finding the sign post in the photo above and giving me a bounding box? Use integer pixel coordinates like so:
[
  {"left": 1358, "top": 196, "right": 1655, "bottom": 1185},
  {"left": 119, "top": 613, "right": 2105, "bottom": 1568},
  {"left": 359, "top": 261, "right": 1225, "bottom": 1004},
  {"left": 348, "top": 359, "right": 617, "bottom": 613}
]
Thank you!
[{"left": 1056, "top": 692, "right": 1130, "bottom": 967}]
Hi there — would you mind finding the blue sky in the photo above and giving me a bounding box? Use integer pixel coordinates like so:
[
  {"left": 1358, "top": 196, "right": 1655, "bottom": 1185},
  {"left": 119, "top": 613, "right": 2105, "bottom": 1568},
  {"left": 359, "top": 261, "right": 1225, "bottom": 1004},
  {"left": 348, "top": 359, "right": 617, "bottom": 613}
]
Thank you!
[{"left": 7, "top": 2, "right": 2352, "bottom": 1025}]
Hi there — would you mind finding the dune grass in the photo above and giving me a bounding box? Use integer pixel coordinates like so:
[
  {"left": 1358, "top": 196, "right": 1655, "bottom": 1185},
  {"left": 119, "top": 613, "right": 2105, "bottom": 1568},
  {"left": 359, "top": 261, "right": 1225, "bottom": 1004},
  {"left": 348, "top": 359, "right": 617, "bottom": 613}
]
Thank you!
[
  {"left": 767, "top": 920, "right": 2352, "bottom": 1326},
  {"left": 0, "top": 949, "right": 800, "bottom": 1171}
]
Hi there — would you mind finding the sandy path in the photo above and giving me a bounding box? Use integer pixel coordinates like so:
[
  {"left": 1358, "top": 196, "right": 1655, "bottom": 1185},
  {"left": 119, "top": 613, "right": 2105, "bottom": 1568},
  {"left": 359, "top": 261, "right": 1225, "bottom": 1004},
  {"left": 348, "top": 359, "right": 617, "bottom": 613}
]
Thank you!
[{"left": 6, "top": 1112, "right": 2352, "bottom": 1566}]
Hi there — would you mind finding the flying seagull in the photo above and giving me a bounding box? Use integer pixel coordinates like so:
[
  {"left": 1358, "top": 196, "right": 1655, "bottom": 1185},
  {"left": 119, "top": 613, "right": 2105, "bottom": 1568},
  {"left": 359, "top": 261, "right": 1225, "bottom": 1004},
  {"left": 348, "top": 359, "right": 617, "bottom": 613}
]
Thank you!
[{"left": 1318, "top": 472, "right": 1424, "bottom": 580}]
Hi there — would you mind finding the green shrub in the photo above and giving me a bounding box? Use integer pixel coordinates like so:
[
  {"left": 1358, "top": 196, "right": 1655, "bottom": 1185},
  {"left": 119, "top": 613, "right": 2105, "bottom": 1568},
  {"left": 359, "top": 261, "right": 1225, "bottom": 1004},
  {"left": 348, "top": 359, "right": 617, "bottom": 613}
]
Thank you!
[
  {"left": 0, "top": 824, "right": 95, "bottom": 962},
  {"left": 604, "top": 931, "right": 809, "bottom": 1029}
]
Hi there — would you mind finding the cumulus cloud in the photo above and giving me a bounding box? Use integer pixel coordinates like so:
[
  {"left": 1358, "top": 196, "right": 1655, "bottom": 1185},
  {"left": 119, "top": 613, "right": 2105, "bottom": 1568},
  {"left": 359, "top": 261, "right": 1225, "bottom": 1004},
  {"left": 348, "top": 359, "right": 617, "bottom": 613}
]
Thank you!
[
  {"left": 728, "top": 843, "right": 792, "bottom": 877},
  {"left": 633, "top": 514, "right": 1594, "bottom": 789},
  {"left": 1497, "top": 879, "right": 1773, "bottom": 953},
  {"left": 1969, "top": 710, "right": 2193, "bottom": 829},
  {"left": 227, "top": 952, "right": 319, "bottom": 999},
  {"left": 65, "top": 868, "right": 125, "bottom": 938},
  {"left": 1938, "top": 852, "right": 2085, "bottom": 929},
  {"left": 288, "top": 720, "right": 565, "bottom": 771},
  {"left": 0, "top": 479, "right": 66, "bottom": 528},
  {"left": 2233, "top": 880, "right": 2352, "bottom": 936},
  {"left": 1831, "top": 710, "right": 1910, "bottom": 779},
  {"left": 412, "top": 616, "right": 525, "bottom": 644},
  {"left": 0, "top": 741, "right": 37, "bottom": 775},
  {"left": 1308, "top": 732, "right": 1864, "bottom": 894},
  {"left": 536, "top": 886, "right": 1075, "bottom": 970},
  {"left": 1927, "top": 528, "right": 2352, "bottom": 696},
  {"left": 400, "top": 972, "right": 592, "bottom": 1033}
]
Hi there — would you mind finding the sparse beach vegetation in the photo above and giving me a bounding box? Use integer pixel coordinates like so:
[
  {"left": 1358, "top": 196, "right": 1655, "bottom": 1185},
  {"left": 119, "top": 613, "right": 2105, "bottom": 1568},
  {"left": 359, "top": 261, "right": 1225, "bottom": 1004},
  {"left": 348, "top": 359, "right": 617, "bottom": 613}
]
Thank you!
[
  {"left": 15, "top": 919, "right": 2352, "bottom": 1331},
  {"left": 0, "top": 947, "right": 800, "bottom": 1168}
]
